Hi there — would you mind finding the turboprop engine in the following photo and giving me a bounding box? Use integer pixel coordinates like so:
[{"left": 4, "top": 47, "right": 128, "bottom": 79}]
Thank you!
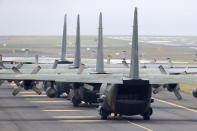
[
  {"left": 43, "top": 81, "right": 72, "bottom": 98},
  {"left": 12, "top": 80, "right": 41, "bottom": 96},
  {"left": 163, "top": 83, "right": 182, "bottom": 100},
  {"left": 70, "top": 83, "right": 101, "bottom": 107}
]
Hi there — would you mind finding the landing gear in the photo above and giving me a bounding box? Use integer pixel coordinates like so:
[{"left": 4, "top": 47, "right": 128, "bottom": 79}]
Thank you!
[
  {"left": 46, "top": 87, "right": 58, "bottom": 98},
  {"left": 71, "top": 83, "right": 83, "bottom": 107},
  {"left": 99, "top": 106, "right": 109, "bottom": 120},
  {"left": 193, "top": 88, "right": 197, "bottom": 98},
  {"left": 72, "top": 96, "right": 81, "bottom": 107},
  {"left": 142, "top": 107, "right": 153, "bottom": 120}
]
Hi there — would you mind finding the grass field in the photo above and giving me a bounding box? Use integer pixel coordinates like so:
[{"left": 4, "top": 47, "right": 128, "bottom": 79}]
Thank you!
[
  {"left": 180, "top": 83, "right": 197, "bottom": 94},
  {"left": 0, "top": 36, "right": 130, "bottom": 45}
]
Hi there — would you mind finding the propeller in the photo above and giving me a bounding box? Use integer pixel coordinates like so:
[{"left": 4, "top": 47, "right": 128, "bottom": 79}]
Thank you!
[
  {"left": 12, "top": 67, "right": 22, "bottom": 74},
  {"left": 52, "top": 60, "right": 58, "bottom": 69},
  {"left": 167, "top": 58, "right": 173, "bottom": 68},
  {"left": 158, "top": 65, "right": 167, "bottom": 74},
  {"left": 0, "top": 80, "right": 4, "bottom": 86},
  {"left": 15, "top": 63, "right": 23, "bottom": 69},
  {"left": 35, "top": 55, "right": 39, "bottom": 64},
  {"left": 158, "top": 65, "right": 182, "bottom": 100},
  {"left": 122, "top": 59, "right": 129, "bottom": 68},
  {"left": 11, "top": 66, "right": 42, "bottom": 96},
  {"left": 173, "top": 84, "right": 182, "bottom": 100},
  {"left": 107, "top": 55, "right": 111, "bottom": 64},
  {"left": 31, "top": 66, "right": 41, "bottom": 74},
  {"left": 77, "top": 64, "right": 85, "bottom": 74},
  {"left": 0, "top": 62, "right": 6, "bottom": 69}
]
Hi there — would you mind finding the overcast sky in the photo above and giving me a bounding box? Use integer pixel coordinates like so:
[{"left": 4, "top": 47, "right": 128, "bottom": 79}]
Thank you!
[{"left": 0, "top": 0, "right": 197, "bottom": 36}]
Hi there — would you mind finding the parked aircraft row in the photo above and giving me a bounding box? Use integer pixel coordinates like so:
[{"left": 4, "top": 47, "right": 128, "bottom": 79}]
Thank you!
[{"left": 0, "top": 8, "right": 197, "bottom": 120}]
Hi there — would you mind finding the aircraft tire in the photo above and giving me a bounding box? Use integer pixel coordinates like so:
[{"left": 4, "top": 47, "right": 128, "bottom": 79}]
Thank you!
[
  {"left": 72, "top": 96, "right": 80, "bottom": 107},
  {"left": 142, "top": 107, "right": 152, "bottom": 120},
  {"left": 46, "top": 87, "right": 58, "bottom": 98},
  {"left": 193, "top": 88, "right": 197, "bottom": 98},
  {"left": 99, "top": 107, "right": 109, "bottom": 120}
]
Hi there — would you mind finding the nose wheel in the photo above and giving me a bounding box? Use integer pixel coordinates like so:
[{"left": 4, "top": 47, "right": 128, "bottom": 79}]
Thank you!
[
  {"left": 71, "top": 96, "right": 81, "bottom": 107},
  {"left": 99, "top": 106, "right": 110, "bottom": 120},
  {"left": 46, "top": 87, "right": 58, "bottom": 98},
  {"left": 142, "top": 107, "right": 153, "bottom": 120}
]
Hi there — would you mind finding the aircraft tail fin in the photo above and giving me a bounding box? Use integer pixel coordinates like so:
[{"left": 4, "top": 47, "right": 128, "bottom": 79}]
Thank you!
[
  {"left": 129, "top": 8, "right": 139, "bottom": 79},
  {"left": 61, "top": 14, "right": 67, "bottom": 61},
  {"left": 96, "top": 12, "right": 105, "bottom": 73},
  {"left": 73, "top": 14, "right": 81, "bottom": 68}
]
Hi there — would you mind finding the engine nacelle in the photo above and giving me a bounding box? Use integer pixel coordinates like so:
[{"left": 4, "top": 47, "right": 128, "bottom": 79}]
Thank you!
[
  {"left": 151, "top": 84, "right": 161, "bottom": 89},
  {"left": 163, "top": 83, "right": 178, "bottom": 92},
  {"left": 23, "top": 80, "right": 35, "bottom": 90},
  {"left": 56, "top": 82, "right": 72, "bottom": 95}
]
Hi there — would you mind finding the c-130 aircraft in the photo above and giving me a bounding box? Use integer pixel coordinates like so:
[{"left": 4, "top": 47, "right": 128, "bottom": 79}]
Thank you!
[
  {"left": 1, "top": 12, "right": 197, "bottom": 101},
  {"left": 1, "top": 8, "right": 197, "bottom": 120}
]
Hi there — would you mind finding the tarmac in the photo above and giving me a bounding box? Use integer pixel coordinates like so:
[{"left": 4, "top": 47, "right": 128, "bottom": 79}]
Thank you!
[{"left": 0, "top": 82, "right": 197, "bottom": 131}]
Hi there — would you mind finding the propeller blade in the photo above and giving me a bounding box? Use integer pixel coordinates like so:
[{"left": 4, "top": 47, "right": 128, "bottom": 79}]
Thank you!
[
  {"left": 107, "top": 55, "right": 111, "bottom": 64},
  {"left": 158, "top": 65, "right": 167, "bottom": 74},
  {"left": 16, "top": 63, "right": 23, "bottom": 69},
  {"left": 153, "top": 86, "right": 163, "bottom": 94},
  {"left": 35, "top": 55, "right": 39, "bottom": 64},
  {"left": 0, "top": 54, "right": 2, "bottom": 62},
  {"left": 0, "top": 80, "right": 5, "bottom": 86},
  {"left": 173, "top": 84, "right": 182, "bottom": 100},
  {"left": 77, "top": 64, "right": 85, "bottom": 74},
  {"left": 12, "top": 67, "right": 22, "bottom": 74},
  {"left": 52, "top": 60, "right": 58, "bottom": 69},
  {"left": 32, "top": 85, "right": 42, "bottom": 95},
  {"left": 167, "top": 58, "right": 173, "bottom": 68},
  {"left": 12, "top": 86, "right": 22, "bottom": 96},
  {"left": 31, "top": 66, "right": 41, "bottom": 74},
  {"left": 122, "top": 60, "right": 129, "bottom": 68},
  {"left": 0, "top": 62, "right": 6, "bottom": 69}
]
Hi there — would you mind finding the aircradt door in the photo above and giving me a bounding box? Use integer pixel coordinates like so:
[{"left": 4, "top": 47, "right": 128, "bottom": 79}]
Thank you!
[{"left": 114, "top": 79, "right": 151, "bottom": 115}]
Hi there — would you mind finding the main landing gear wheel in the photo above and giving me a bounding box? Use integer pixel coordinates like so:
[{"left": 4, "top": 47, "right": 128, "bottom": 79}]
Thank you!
[
  {"left": 46, "top": 87, "right": 58, "bottom": 98},
  {"left": 99, "top": 106, "right": 109, "bottom": 120},
  {"left": 72, "top": 96, "right": 81, "bottom": 107},
  {"left": 142, "top": 107, "right": 153, "bottom": 120}
]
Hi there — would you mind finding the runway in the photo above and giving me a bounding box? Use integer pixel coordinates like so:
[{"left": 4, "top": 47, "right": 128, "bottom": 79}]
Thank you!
[{"left": 0, "top": 82, "right": 197, "bottom": 131}]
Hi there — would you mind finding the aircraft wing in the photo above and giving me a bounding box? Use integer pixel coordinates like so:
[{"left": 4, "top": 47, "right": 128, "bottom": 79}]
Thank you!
[{"left": 1, "top": 73, "right": 197, "bottom": 85}]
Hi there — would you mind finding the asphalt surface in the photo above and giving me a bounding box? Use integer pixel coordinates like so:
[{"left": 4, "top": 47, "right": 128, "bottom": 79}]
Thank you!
[{"left": 0, "top": 82, "right": 197, "bottom": 131}]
